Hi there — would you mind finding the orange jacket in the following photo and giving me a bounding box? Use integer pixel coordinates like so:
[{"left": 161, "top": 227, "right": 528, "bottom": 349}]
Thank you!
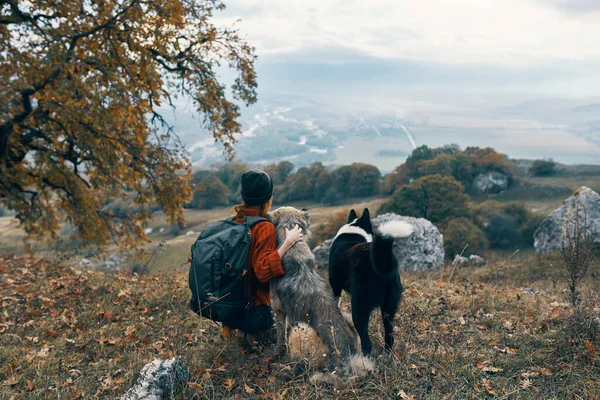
[{"left": 233, "top": 208, "right": 284, "bottom": 306}]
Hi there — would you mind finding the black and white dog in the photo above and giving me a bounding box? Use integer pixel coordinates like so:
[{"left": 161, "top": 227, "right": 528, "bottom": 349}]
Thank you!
[{"left": 329, "top": 208, "right": 413, "bottom": 355}]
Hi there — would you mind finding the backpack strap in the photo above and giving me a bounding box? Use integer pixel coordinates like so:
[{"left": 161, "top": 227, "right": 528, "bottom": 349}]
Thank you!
[
  {"left": 244, "top": 216, "right": 269, "bottom": 227},
  {"left": 226, "top": 215, "right": 270, "bottom": 227}
]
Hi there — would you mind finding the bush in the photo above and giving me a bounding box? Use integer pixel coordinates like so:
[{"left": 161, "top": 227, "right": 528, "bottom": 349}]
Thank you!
[
  {"left": 441, "top": 218, "right": 488, "bottom": 259},
  {"left": 521, "top": 213, "right": 545, "bottom": 247},
  {"left": 264, "top": 161, "right": 294, "bottom": 185},
  {"left": 530, "top": 158, "right": 557, "bottom": 176},
  {"left": 484, "top": 215, "right": 524, "bottom": 250},
  {"left": 312, "top": 209, "right": 349, "bottom": 246},
  {"left": 383, "top": 164, "right": 410, "bottom": 195},
  {"left": 322, "top": 187, "right": 342, "bottom": 206},
  {"left": 379, "top": 175, "right": 472, "bottom": 224},
  {"left": 474, "top": 201, "right": 543, "bottom": 248},
  {"left": 188, "top": 176, "right": 230, "bottom": 209},
  {"left": 349, "top": 163, "right": 381, "bottom": 197}
]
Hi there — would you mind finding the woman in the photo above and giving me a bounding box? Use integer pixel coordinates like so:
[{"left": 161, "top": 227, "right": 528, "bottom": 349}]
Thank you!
[{"left": 223, "top": 170, "right": 303, "bottom": 348}]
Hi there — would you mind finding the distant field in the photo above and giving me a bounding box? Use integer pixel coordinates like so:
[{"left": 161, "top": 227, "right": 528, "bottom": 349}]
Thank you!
[{"left": 522, "top": 175, "right": 600, "bottom": 194}]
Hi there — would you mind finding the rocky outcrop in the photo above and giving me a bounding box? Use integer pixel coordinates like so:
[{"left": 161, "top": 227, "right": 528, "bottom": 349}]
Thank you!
[
  {"left": 473, "top": 172, "right": 509, "bottom": 194},
  {"left": 122, "top": 358, "right": 188, "bottom": 400},
  {"left": 313, "top": 239, "right": 333, "bottom": 269},
  {"left": 372, "top": 214, "right": 444, "bottom": 272},
  {"left": 312, "top": 214, "right": 444, "bottom": 272},
  {"left": 534, "top": 186, "right": 600, "bottom": 255}
]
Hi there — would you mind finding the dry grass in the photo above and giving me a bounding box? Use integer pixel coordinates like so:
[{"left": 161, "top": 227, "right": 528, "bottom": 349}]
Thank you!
[{"left": 1, "top": 251, "right": 599, "bottom": 399}]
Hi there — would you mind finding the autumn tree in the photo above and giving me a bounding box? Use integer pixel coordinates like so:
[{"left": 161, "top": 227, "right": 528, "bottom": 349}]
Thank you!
[
  {"left": 188, "top": 175, "right": 229, "bottom": 209},
  {"left": 0, "top": 0, "right": 257, "bottom": 250},
  {"left": 379, "top": 175, "right": 472, "bottom": 224},
  {"left": 349, "top": 163, "right": 381, "bottom": 197}
]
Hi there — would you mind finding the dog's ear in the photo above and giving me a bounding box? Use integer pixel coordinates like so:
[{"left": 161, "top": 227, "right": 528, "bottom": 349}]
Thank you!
[
  {"left": 361, "top": 208, "right": 371, "bottom": 221},
  {"left": 301, "top": 208, "right": 310, "bottom": 227},
  {"left": 348, "top": 209, "right": 358, "bottom": 223}
]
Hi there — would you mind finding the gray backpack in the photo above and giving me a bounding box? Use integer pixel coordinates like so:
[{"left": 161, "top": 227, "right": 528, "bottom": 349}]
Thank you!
[{"left": 188, "top": 216, "right": 268, "bottom": 322}]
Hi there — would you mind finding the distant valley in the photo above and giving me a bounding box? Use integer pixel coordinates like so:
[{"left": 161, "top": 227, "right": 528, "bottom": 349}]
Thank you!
[{"left": 170, "top": 93, "right": 600, "bottom": 172}]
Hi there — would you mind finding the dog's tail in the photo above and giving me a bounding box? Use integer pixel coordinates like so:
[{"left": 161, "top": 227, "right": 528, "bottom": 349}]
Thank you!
[{"left": 371, "top": 221, "right": 413, "bottom": 274}]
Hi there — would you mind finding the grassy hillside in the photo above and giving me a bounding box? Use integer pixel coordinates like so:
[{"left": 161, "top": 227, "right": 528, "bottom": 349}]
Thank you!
[
  {"left": 0, "top": 198, "right": 386, "bottom": 275},
  {"left": 1, "top": 252, "right": 598, "bottom": 399}
]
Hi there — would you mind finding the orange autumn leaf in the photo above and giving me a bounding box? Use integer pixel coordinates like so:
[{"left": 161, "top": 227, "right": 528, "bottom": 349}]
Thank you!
[
  {"left": 224, "top": 377, "right": 235, "bottom": 392},
  {"left": 0, "top": 0, "right": 257, "bottom": 252}
]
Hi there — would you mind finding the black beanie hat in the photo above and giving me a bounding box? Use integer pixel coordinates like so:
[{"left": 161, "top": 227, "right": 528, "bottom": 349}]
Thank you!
[{"left": 240, "top": 170, "right": 273, "bottom": 206}]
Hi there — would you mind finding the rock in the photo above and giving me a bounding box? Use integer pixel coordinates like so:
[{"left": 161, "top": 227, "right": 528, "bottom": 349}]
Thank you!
[
  {"left": 122, "top": 358, "right": 188, "bottom": 400},
  {"left": 473, "top": 172, "right": 509, "bottom": 194},
  {"left": 372, "top": 213, "right": 445, "bottom": 272},
  {"left": 453, "top": 254, "right": 485, "bottom": 267},
  {"left": 313, "top": 239, "right": 333, "bottom": 269},
  {"left": 312, "top": 214, "right": 444, "bottom": 272},
  {"left": 534, "top": 186, "right": 600, "bottom": 255},
  {"left": 469, "top": 255, "right": 486, "bottom": 267},
  {"left": 453, "top": 255, "right": 469, "bottom": 266}
]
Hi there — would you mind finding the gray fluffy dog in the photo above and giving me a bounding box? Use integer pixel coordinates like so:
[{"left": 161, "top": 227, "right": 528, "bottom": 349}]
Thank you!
[{"left": 268, "top": 207, "right": 359, "bottom": 370}]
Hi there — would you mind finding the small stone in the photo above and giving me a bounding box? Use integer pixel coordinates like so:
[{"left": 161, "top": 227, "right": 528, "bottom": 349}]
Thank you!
[
  {"left": 468, "top": 255, "right": 486, "bottom": 267},
  {"left": 121, "top": 358, "right": 188, "bottom": 400}
]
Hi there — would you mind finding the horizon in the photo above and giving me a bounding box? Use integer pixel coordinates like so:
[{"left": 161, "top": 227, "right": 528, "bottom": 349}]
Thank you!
[{"left": 170, "top": 0, "right": 600, "bottom": 170}]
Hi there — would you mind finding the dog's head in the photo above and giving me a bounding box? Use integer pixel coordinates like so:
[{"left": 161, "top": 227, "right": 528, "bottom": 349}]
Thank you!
[
  {"left": 268, "top": 206, "right": 311, "bottom": 245},
  {"left": 346, "top": 208, "right": 374, "bottom": 236}
]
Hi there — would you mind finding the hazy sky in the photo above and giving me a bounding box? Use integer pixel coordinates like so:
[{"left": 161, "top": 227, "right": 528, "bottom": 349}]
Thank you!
[{"left": 216, "top": 0, "right": 600, "bottom": 97}]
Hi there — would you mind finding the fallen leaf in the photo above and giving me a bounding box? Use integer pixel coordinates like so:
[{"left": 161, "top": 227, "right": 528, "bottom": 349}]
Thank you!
[
  {"left": 244, "top": 384, "right": 255, "bottom": 394},
  {"left": 584, "top": 340, "right": 597, "bottom": 358},
  {"left": 125, "top": 325, "right": 137, "bottom": 337},
  {"left": 224, "top": 377, "right": 234, "bottom": 392},
  {"left": 494, "top": 346, "right": 519, "bottom": 355},
  {"left": 481, "top": 378, "right": 495, "bottom": 395},
  {"left": 1, "top": 376, "right": 19, "bottom": 386},
  {"left": 520, "top": 377, "right": 533, "bottom": 390},
  {"left": 476, "top": 361, "right": 503, "bottom": 373},
  {"left": 397, "top": 390, "right": 416, "bottom": 400},
  {"left": 37, "top": 345, "right": 51, "bottom": 358},
  {"left": 539, "top": 368, "right": 553, "bottom": 376},
  {"left": 188, "top": 382, "right": 203, "bottom": 391}
]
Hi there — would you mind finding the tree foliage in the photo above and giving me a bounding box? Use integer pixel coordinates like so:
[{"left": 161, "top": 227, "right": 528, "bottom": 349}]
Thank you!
[
  {"left": 441, "top": 217, "right": 488, "bottom": 259},
  {"left": 188, "top": 175, "right": 229, "bottom": 209},
  {"left": 530, "top": 158, "right": 557, "bottom": 177},
  {"left": 0, "top": 0, "right": 257, "bottom": 250},
  {"left": 484, "top": 215, "right": 524, "bottom": 250},
  {"left": 384, "top": 145, "right": 516, "bottom": 195},
  {"left": 473, "top": 200, "right": 543, "bottom": 248},
  {"left": 379, "top": 175, "right": 472, "bottom": 224}
]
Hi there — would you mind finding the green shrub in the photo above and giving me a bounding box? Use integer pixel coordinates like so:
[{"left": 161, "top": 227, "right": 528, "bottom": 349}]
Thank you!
[
  {"left": 484, "top": 214, "right": 524, "bottom": 250},
  {"left": 322, "top": 187, "right": 342, "bottom": 206},
  {"left": 188, "top": 175, "right": 230, "bottom": 209},
  {"left": 378, "top": 175, "right": 472, "bottom": 224},
  {"left": 530, "top": 158, "right": 557, "bottom": 176},
  {"left": 441, "top": 217, "right": 488, "bottom": 259}
]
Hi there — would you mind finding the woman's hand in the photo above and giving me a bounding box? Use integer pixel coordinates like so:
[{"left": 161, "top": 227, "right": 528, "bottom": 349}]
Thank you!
[
  {"left": 278, "top": 224, "right": 303, "bottom": 259},
  {"left": 285, "top": 224, "right": 303, "bottom": 245}
]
